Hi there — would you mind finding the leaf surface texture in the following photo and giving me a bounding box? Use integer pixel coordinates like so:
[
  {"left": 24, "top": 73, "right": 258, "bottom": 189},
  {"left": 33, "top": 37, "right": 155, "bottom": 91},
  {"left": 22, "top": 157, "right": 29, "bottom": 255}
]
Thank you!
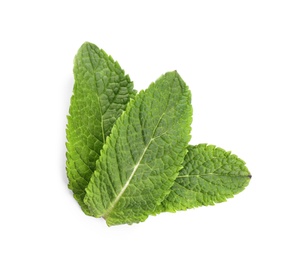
[
  {"left": 158, "top": 144, "right": 251, "bottom": 212},
  {"left": 84, "top": 71, "right": 192, "bottom": 225},
  {"left": 66, "top": 42, "right": 135, "bottom": 214}
]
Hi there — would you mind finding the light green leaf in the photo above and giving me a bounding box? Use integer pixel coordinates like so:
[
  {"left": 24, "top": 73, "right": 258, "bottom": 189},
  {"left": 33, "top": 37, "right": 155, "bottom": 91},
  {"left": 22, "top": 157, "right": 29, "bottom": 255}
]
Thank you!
[
  {"left": 84, "top": 71, "right": 193, "bottom": 225},
  {"left": 66, "top": 42, "right": 136, "bottom": 215},
  {"left": 158, "top": 144, "right": 251, "bottom": 213}
]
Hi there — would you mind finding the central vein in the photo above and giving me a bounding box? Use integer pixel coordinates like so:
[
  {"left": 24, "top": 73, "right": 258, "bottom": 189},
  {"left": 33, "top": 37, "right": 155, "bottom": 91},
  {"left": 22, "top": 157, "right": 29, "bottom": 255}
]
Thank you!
[
  {"left": 103, "top": 112, "right": 166, "bottom": 218},
  {"left": 102, "top": 139, "right": 152, "bottom": 218}
]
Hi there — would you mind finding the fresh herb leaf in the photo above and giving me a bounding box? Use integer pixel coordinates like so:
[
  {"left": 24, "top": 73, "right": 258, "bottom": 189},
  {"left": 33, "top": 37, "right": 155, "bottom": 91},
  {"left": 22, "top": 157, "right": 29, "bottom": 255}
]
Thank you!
[
  {"left": 157, "top": 144, "right": 251, "bottom": 213},
  {"left": 84, "top": 71, "right": 193, "bottom": 225},
  {"left": 66, "top": 42, "right": 136, "bottom": 214},
  {"left": 66, "top": 42, "right": 251, "bottom": 226}
]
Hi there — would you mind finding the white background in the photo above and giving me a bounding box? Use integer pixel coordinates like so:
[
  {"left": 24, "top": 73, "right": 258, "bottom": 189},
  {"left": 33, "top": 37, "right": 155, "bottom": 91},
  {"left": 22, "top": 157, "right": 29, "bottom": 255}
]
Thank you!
[{"left": 1, "top": 1, "right": 287, "bottom": 259}]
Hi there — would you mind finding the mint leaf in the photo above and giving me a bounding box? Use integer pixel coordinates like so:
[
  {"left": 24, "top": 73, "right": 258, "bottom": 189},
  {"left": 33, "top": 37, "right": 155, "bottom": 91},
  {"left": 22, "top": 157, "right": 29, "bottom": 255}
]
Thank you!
[
  {"left": 66, "top": 41, "right": 251, "bottom": 225},
  {"left": 66, "top": 42, "right": 136, "bottom": 214},
  {"left": 84, "top": 71, "right": 193, "bottom": 226},
  {"left": 158, "top": 144, "right": 251, "bottom": 213}
]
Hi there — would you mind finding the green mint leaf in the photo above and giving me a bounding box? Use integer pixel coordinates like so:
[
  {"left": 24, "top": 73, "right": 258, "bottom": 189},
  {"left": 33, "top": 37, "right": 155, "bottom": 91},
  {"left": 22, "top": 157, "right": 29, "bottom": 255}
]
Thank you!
[
  {"left": 84, "top": 71, "right": 193, "bottom": 226},
  {"left": 66, "top": 42, "right": 136, "bottom": 214},
  {"left": 158, "top": 144, "right": 251, "bottom": 213}
]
